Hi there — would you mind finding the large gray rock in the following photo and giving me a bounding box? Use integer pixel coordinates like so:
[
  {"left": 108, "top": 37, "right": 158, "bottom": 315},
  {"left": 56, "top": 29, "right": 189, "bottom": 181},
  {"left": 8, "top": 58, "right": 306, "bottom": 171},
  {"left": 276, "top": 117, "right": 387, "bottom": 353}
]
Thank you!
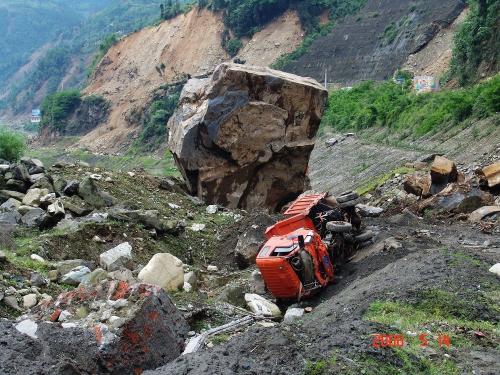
[
  {"left": 168, "top": 63, "right": 327, "bottom": 210},
  {"left": 0, "top": 198, "right": 21, "bottom": 211},
  {"left": 0, "top": 210, "right": 21, "bottom": 225},
  {"left": 20, "top": 207, "right": 45, "bottom": 227},
  {"left": 1, "top": 282, "right": 189, "bottom": 374},
  {"left": 60, "top": 266, "right": 91, "bottom": 286},
  {"left": 78, "top": 177, "right": 108, "bottom": 208}
]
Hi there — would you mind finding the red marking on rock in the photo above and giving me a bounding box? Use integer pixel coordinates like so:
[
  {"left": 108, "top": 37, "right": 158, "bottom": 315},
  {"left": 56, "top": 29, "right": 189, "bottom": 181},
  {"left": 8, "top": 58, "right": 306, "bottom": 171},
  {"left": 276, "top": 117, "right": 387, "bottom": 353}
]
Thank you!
[
  {"left": 94, "top": 325, "right": 103, "bottom": 344},
  {"left": 50, "top": 309, "right": 62, "bottom": 322},
  {"left": 112, "top": 281, "right": 130, "bottom": 300},
  {"left": 148, "top": 311, "right": 159, "bottom": 321},
  {"left": 134, "top": 368, "right": 143, "bottom": 375}
]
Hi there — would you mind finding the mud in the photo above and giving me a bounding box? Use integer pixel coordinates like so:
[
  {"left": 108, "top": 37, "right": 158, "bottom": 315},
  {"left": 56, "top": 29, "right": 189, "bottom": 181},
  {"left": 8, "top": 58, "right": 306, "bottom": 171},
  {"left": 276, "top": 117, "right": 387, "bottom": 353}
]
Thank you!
[{"left": 148, "top": 215, "right": 499, "bottom": 375}]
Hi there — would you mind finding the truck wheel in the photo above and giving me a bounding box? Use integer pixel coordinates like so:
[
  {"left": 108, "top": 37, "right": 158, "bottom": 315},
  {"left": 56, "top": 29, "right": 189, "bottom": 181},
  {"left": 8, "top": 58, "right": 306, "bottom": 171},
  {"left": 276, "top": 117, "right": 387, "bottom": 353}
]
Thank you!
[
  {"left": 326, "top": 221, "right": 352, "bottom": 233},
  {"left": 339, "top": 198, "right": 361, "bottom": 209},
  {"left": 354, "top": 230, "right": 374, "bottom": 243},
  {"left": 337, "top": 191, "right": 359, "bottom": 203}
]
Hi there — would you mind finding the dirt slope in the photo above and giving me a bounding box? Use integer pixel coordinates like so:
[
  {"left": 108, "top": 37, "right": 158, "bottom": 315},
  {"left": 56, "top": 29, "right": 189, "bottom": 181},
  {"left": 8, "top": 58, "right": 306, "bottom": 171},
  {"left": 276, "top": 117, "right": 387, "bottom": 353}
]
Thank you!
[
  {"left": 77, "top": 8, "right": 304, "bottom": 152},
  {"left": 237, "top": 10, "right": 303, "bottom": 67},
  {"left": 284, "top": 0, "right": 465, "bottom": 84},
  {"left": 402, "top": 8, "right": 469, "bottom": 77}
]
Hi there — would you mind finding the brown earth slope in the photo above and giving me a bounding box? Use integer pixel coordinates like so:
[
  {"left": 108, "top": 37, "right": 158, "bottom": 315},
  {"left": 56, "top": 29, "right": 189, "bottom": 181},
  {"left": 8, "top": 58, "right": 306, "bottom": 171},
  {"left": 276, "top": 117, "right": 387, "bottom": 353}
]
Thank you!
[{"left": 77, "top": 8, "right": 304, "bottom": 152}]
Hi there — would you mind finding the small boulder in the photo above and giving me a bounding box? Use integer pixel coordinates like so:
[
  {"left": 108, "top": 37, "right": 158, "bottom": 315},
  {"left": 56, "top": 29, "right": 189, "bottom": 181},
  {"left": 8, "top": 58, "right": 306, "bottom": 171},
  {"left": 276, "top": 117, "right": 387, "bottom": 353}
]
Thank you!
[
  {"left": 138, "top": 253, "right": 184, "bottom": 291},
  {"left": 283, "top": 307, "right": 304, "bottom": 323},
  {"left": 54, "top": 259, "right": 93, "bottom": 275},
  {"left": 30, "top": 272, "right": 48, "bottom": 287},
  {"left": 100, "top": 242, "right": 133, "bottom": 271},
  {"left": 22, "top": 188, "right": 50, "bottom": 207},
  {"left": 63, "top": 181, "right": 79, "bottom": 196},
  {"left": 244, "top": 293, "right": 281, "bottom": 317},
  {"left": 78, "top": 177, "right": 107, "bottom": 208},
  {"left": 489, "top": 263, "right": 500, "bottom": 277},
  {"left": 0, "top": 210, "right": 21, "bottom": 225},
  {"left": 30, "top": 254, "right": 45, "bottom": 263},
  {"left": 206, "top": 205, "right": 218, "bottom": 214},
  {"left": 430, "top": 156, "right": 457, "bottom": 194},
  {"left": 61, "top": 266, "right": 91, "bottom": 286},
  {"left": 356, "top": 204, "right": 384, "bottom": 217},
  {"left": 469, "top": 206, "right": 500, "bottom": 222},
  {"left": 23, "top": 293, "right": 38, "bottom": 309},
  {"left": 0, "top": 197, "right": 21, "bottom": 211},
  {"left": 403, "top": 174, "right": 431, "bottom": 197},
  {"left": 480, "top": 162, "right": 500, "bottom": 188},
  {"left": 21, "top": 207, "right": 45, "bottom": 227}
]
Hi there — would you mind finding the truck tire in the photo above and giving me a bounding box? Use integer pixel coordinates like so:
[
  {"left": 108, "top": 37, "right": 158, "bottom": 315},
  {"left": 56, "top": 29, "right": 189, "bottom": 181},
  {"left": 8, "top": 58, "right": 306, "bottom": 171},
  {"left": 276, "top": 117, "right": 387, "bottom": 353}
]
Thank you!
[
  {"left": 354, "top": 230, "right": 374, "bottom": 243},
  {"left": 326, "top": 221, "right": 352, "bottom": 233},
  {"left": 337, "top": 191, "right": 359, "bottom": 203}
]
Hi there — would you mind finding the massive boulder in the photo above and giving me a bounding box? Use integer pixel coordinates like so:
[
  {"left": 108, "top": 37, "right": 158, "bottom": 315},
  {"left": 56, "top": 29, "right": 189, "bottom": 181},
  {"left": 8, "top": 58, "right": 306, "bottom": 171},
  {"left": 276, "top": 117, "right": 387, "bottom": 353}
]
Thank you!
[
  {"left": 22, "top": 280, "right": 189, "bottom": 374},
  {"left": 168, "top": 63, "right": 327, "bottom": 210}
]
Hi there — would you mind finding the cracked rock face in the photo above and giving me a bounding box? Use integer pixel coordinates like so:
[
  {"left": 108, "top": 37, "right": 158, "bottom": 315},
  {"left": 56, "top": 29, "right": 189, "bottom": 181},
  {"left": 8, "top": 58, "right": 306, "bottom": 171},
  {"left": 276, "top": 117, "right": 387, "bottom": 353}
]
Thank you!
[{"left": 168, "top": 63, "right": 327, "bottom": 210}]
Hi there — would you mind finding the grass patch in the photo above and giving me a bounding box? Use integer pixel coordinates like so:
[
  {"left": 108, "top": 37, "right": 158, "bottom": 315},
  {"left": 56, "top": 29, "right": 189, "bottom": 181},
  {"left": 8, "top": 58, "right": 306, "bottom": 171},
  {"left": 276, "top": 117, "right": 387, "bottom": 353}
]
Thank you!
[
  {"left": 365, "top": 289, "right": 499, "bottom": 349},
  {"left": 355, "top": 166, "right": 414, "bottom": 195},
  {"left": 27, "top": 146, "right": 180, "bottom": 177},
  {"left": 211, "top": 333, "right": 231, "bottom": 345}
]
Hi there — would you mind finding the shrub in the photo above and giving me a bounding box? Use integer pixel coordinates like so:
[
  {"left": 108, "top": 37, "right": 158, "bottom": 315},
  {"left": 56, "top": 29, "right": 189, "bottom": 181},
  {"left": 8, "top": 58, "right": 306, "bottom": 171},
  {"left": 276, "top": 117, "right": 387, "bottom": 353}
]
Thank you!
[
  {"left": 450, "top": 0, "right": 499, "bottom": 85},
  {"left": 0, "top": 128, "right": 26, "bottom": 162},
  {"left": 323, "top": 74, "right": 499, "bottom": 136},
  {"left": 225, "top": 38, "right": 243, "bottom": 57},
  {"left": 40, "top": 90, "right": 82, "bottom": 132}
]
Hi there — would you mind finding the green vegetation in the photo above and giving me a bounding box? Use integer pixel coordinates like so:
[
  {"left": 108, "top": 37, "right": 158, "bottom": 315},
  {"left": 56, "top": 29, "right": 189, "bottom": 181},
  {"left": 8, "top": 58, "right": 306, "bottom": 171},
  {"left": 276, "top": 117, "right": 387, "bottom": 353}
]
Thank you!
[
  {"left": 40, "top": 90, "right": 82, "bottom": 132},
  {"left": 450, "top": 0, "right": 499, "bottom": 85},
  {"left": 87, "top": 33, "right": 118, "bottom": 78},
  {"left": 130, "top": 83, "right": 184, "bottom": 152},
  {"left": 323, "top": 74, "right": 500, "bottom": 136},
  {"left": 355, "top": 166, "right": 414, "bottom": 195},
  {"left": 365, "top": 289, "right": 499, "bottom": 349},
  {"left": 27, "top": 146, "right": 179, "bottom": 177},
  {"left": 224, "top": 38, "right": 243, "bottom": 57},
  {"left": 160, "top": 0, "right": 185, "bottom": 20},
  {"left": 0, "top": 0, "right": 164, "bottom": 114},
  {"left": 0, "top": 127, "right": 26, "bottom": 162}
]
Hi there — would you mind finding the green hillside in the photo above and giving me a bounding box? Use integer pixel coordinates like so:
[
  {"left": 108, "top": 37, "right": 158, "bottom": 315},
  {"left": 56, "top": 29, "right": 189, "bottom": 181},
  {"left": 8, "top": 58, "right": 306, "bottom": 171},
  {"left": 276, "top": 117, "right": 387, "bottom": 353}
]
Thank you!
[{"left": 0, "top": 0, "right": 163, "bottom": 114}]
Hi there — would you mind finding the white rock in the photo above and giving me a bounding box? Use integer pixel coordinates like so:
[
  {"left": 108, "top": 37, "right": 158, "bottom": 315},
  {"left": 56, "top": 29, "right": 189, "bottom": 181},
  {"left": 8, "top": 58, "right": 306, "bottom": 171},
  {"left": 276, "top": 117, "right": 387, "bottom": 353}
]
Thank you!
[
  {"left": 15, "top": 319, "right": 38, "bottom": 339},
  {"left": 184, "top": 271, "right": 197, "bottom": 287},
  {"left": 89, "top": 174, "right": 102, "bottom": 180},
  {"left": 108, "top": 316, "right": 125, "bottom": 329},
  {"left": 138, "top": 253, "right": 184, "bottom": 291},
  {"left": 99, "top": 242, "right": 132, "bottom": 271},
  {"left": 59, "top": 310, "right": 72, "bottom": 322},
  {"left": 127, "top": 172, "right": 135, "bottom": 177},
  {"left": 61, "top": 266, "right": 91, "bottom": 286},
  {"left": 30, "top": 254, "right": 45, "bottom": 263},
  {"left": 22, "top": 294, "right": 37, "bottom": 309},
  {"left": 168, "top": 203, "right": 180, "bottom": 209},
  {"left": 489, "top": 263, "right": 500, "bottom": 277},
  {"left": 206, "top": 205, "right": 218, "bottom": 214},
  {"left": 190, "top": 223, "right": 206, "bottom": 232},
  {"left": 47, "top": 200, "right": 65, "bottom": 216},
  {"left": 207, "top": 265, "right": 218, "bottom": 272},
  {"left": 108, "top": 299, "right": 128, "bottom": 309},
  {"left": 244, "top": 293, "right": 281, "bottom": 317},
  {"left": 283, "top": 307, "right": 304, "bottom": 323},
  {"left": 183, "top": 282, "right": 192, "bottom": 292},
  {"left": 61, "top": 322, "right": 78, "bottom": 329}
]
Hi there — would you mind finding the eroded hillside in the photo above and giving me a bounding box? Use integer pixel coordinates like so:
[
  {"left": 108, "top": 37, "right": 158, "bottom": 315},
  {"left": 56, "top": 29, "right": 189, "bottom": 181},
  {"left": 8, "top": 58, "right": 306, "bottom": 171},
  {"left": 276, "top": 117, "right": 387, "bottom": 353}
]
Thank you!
[
  {"left": 77, "top": 8, "right": 304, "bottom": 152},
  {"left": 283, "top": 0, "right": 466, "bottom": 84}
]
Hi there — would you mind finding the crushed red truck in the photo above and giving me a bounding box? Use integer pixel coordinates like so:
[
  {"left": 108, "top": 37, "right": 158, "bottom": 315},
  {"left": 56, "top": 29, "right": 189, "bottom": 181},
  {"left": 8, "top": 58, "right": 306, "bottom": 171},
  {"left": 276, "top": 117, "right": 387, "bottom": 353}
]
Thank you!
[{"left": 256, "top": 192, "right": 374, "bottom": 300}]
